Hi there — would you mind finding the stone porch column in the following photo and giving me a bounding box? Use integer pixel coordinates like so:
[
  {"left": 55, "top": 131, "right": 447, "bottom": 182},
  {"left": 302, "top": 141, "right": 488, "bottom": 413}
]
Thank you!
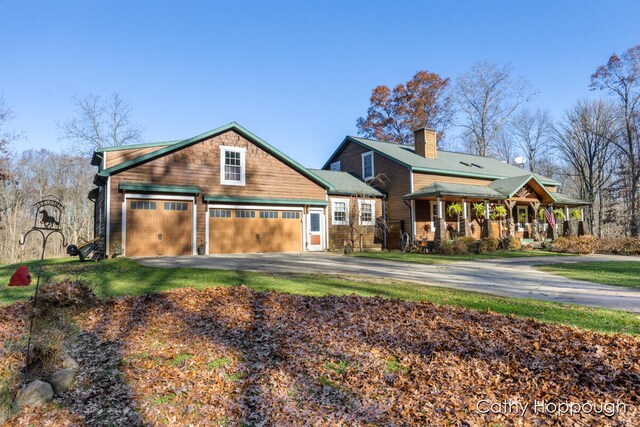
[
  {"left": 563, "top": 206, "right": 571, "bottom": 237},
  {"left": 460, "top": 199, "right": 471, "bottom": 237},
  {"left": 483, "top": 199, "right": 493, "bottom": 238},
  {"left": 434, "top": 197, "right": 447, "bottom": 244}
]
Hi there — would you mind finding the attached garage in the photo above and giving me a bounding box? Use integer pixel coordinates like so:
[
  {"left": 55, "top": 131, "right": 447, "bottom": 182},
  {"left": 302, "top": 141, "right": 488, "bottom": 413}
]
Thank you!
[{"left": 208, "top": 207, "right": 303, "bottom": 254}]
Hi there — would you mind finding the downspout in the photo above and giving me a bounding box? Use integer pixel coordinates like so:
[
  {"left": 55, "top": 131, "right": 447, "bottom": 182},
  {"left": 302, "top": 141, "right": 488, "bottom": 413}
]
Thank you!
[{"left": 382, "top": 195, "right": 387, "bottom": 250}]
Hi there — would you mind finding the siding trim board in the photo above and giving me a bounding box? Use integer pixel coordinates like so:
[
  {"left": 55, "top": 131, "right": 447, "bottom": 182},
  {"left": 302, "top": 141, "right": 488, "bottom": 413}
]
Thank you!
[
  {"left": 204, "top": 195, "right": 327, "bottom": 206},
  {"left": 118, "top": 182, "right": 201, "bottom": 194}
]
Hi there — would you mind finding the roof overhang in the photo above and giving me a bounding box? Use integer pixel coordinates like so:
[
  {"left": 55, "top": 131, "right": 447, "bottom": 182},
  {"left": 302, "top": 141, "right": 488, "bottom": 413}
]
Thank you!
[
  {"left": 118, "top": 182, "right": 201, "bottom": 195},
  {"left": 203, "top": 194, "right": 327, "bottom": 206}
]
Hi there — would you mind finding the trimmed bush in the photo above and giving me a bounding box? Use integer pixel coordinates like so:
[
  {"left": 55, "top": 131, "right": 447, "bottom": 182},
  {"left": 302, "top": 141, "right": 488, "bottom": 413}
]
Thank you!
[
  {"left": 551, "top": 235, "right": 596, "bottom": 254},
  {"left": 435, "top": 240, "right": 455, "bottom": 255},
  {"left": 452, "top": 239, "right": 469, "bottom": 255},
  {"left": 481, "top": 237, "right": 499, "bottom": 253},
  {"left": 456, "top": 237, "right": 477, "bottom": 253},
  {"left": 500, "top": 235, "right": 522, "bottom": 251}
]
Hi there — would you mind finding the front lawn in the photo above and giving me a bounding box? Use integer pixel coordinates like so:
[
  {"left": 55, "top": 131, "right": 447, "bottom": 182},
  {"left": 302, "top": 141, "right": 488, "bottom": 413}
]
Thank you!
[
  {"left": 1, "top": 258, "right": 638, "bottom": 335},
  {"left": 536, "top": 261, "right": 640, "bottom": 289},
  {"left": 350, "top": 249, "right": 573, "bottom": 264}
]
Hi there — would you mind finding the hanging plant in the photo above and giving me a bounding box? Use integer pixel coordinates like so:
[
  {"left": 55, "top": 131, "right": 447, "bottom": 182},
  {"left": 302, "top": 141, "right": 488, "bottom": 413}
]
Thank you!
[
  {"left": 492, "top": 205, "right": 507, "bottom": 220},
  {"left": 446, "top": 202, "right": 463, "bottom": 218},
  {"left": 553, "top": 209, "right": 565, "bottom": 221},
  {"left": 570, "top": 209, "right": 581, "bottom": 220},
  {"left": 472, "top": 203, "right": 485, "bottom": 219}
]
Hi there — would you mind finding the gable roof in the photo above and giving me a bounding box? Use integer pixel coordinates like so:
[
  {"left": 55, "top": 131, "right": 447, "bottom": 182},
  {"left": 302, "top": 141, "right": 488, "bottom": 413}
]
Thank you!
[
  {"left": 90, "top": 140, "right": 181, "bottom": 166},
  {"left": 309, "top": 169, "right": 384, "bottom": 197},
  {"left": 323, "top": 136, "right": 561, "bottom": 186},
  {"left": 93, "top": 122, "right": 334, "bottom": 191}
]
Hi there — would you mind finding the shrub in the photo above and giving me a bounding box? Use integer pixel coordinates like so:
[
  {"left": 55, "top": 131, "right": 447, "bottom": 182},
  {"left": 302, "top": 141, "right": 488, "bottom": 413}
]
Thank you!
[
  {"left": 452, "top": 239, "right": 469, "bottom": 255},
  {"left": 435, "top": 240, "right": 455, "bottom": 255},
  {"left": 594, "top": 237, "right": 640, "bottom": 255},
  {"left": 500, "top": 235, "right": 522, "bottom": 251},
  {"left": 456, "top": 236, "right": 477, "bottom": 253},
  {"left": 481, "top": 237, "right": 499, "bottom": 253},
  {"left": 551, "top": 235, "right": 596, "bottom": 254}
]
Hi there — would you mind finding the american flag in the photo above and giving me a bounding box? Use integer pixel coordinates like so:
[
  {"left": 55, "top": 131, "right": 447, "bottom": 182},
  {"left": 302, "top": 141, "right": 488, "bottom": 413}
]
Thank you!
[{"left": 543, "top": 206, "right": 555, "bottom": 227}]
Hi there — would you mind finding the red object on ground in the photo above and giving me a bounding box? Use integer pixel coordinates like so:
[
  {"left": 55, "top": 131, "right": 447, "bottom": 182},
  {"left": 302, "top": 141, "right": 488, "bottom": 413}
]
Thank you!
[{"left": 8, "top": 265, "right": 31, "bottom": 286}]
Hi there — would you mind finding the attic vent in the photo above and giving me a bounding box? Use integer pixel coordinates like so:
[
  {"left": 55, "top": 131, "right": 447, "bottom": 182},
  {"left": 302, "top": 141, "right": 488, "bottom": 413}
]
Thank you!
[
  {"left": 470, "top": 163, "right": 484, "bottom": 169},
  {"left": 460, "top": 161, "right": 470, "bottom": 167}
]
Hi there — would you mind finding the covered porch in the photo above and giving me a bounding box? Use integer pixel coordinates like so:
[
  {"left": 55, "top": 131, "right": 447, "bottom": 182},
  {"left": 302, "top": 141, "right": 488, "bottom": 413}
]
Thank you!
[{"left": 405, "top": 175, "right": 590, "bottom": 245}]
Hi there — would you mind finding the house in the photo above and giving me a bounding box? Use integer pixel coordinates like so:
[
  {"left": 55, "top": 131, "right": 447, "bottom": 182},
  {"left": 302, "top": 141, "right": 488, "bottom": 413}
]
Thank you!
[
  {"left": 89, "top": 122, "right": 384, "bottom": 257},
  {"left": 322, "top": 128, "right": 589, "bottom": 248}
]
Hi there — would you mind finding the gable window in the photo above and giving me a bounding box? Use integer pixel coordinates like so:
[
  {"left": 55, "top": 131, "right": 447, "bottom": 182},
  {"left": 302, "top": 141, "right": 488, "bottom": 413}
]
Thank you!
[
  {"left": 361, "top": 151, "right": 374, "bottom": 180},
  {"left": 330, "top": 161, "right": 341, "bottom": 171},
  {"left": 220, "top": 146, "right": 246, "bottom": 186},
  {"left": 359, "top": 200, "right": 375, "bottom": 226},
  {"left": 332, "top": 199, "right": 349, "bottom": 225}
]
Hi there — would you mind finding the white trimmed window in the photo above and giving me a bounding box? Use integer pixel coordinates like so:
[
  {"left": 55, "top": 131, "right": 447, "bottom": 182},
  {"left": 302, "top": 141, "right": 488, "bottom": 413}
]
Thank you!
[
  {"left": 430, "top": 201, "right": 438, "bottom": 231},
  {"left": 517, "top": 205, "right": 528, "bottom": 231},
  {"left": 331, "top": 199, "right": 349, "bottom": 225},
  {"left": 330, "top": 161, "right": 341, "bottom": 171},
  {"left": 220, "top": 146, "right": 246, "bottom": 186},
  {"left": 358, "top": 200, "right": 375, "bottom": 226},
  {"left": 361, "top": 151, "right": 374, "bottom": 180}
]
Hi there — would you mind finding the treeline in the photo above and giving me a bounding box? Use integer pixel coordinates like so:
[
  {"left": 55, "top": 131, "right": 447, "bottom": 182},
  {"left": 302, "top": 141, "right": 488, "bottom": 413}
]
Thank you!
[
  {"left": 357, "top": 45, "right": 640, "bottom": 238},
  {"left": 0, "top": 150, "right": 94, "bottom": 263}
]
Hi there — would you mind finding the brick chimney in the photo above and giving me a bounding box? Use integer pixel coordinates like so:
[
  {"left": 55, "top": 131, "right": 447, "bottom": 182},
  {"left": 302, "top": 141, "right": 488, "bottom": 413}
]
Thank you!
[{"left": 414, "top": 128, "right": 437, "bottom": 159}]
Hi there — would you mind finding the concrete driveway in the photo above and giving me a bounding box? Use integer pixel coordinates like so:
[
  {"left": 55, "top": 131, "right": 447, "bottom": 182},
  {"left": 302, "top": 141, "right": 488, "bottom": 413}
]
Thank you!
[{"left": 137, "top": 253, "right": 640, "bottom": 312}]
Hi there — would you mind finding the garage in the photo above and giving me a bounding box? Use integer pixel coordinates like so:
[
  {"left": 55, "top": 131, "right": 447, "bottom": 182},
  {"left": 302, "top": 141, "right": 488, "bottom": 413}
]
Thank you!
[
  {"left": 208, "top": 207, "right": 303, "bottom": 254},
  {"left": 126, "top": 198, "right": 193, "bottom": 256}
]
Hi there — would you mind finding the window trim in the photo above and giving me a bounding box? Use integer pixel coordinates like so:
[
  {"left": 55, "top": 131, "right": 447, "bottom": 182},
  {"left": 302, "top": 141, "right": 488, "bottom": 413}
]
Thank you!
[
  {"left": 330, "top": 161, "right": 341, "bottom": 171},
  {"left": 361, "top": 151, "right": 374, "bottom": 180},
  {"left": 358, "top": 199, "right": 375, "bottom": 226},
  {"left": 429, "top": 201, "right": 438, "bottom": 231},
  {"left": 331, "top": 198, "right": 349, "bottom": 225},
  {"left": 220, "top": 145, "right": 246, "bottom": 186}
]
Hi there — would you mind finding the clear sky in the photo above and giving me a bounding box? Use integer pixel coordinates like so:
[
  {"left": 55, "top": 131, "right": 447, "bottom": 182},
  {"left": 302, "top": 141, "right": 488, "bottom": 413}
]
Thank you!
[{"left": 1, "top": 0, "right": 638, "bottom": 168}]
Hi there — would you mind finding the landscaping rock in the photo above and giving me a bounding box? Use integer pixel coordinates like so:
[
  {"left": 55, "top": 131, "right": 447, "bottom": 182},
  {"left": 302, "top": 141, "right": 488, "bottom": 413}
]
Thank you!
[
  {"left": 62, "top": 353, "right": 79, "bottom": 370},
  {"left": 14, "top": 380, "right": 53, "bottom": 409},
  {"left": 49, "top": 368, "right": 75, "bottom": 395}
]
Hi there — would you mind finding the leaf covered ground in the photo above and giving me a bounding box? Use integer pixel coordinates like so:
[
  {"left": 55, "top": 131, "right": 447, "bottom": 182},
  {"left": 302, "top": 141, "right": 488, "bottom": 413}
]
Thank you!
[{"left": 2, "top": 286, "right": 639, "bottom": 426}]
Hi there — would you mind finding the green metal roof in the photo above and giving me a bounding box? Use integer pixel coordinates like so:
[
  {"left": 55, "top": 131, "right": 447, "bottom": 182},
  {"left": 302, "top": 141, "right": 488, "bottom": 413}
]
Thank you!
[
  {"left": 308, "top": 169, "right": 384, "bottom": 197},
  {"left": 406, "top": 182, "right": 505, "bottom": 200},
  {"left": 118, "top": 182, "right": 201, "bottom": 194},
  {"left": 203, "top": 194, "right": 327, "bottom": 206},
  {"left": 90, "top": 140, "right": 181, "bottom": 166},
  {"left": 487, "top": 174, "right": 553, "bottom": 199},
  {"left": 551, "top": 193, "right": 592, "bottom": 206},
  {"left": 323, "top": 136, "right": 561, "bottom": 186},
  {"left": 95, "top": 122, "right": 334, "bottom": 191}
]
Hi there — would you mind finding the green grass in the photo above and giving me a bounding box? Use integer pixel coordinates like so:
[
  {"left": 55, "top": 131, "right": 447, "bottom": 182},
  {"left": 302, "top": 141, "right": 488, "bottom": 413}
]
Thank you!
[
  {"left": 349, "top": 249, "right": 573, "bottom": 264},
  {"left": 536, "top": 261, "right": 640, "bottom": 289},
  {"left": 1, "top": 257, "right": 639, "bottom": 335}
]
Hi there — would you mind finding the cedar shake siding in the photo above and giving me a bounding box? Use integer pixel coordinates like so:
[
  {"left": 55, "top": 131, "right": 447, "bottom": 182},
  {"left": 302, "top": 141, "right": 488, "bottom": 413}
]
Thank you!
[
  {"left": 105, "top": 145, "right": 173, "bottom": 168},
  {"left": 106, "top": 129, "right": 326, "bottom": 255},
  {"left": 327, "top": 196, "right": 383, "bottom": 251},
  {"left": 327, "top": 141, "right": 411, "bottom": 249}
]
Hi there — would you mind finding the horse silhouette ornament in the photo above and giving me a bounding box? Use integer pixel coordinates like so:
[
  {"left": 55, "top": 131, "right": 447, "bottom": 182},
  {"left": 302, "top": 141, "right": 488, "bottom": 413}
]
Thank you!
[{"left": 33, "top": 196, "right": 63, "bottom": 230}]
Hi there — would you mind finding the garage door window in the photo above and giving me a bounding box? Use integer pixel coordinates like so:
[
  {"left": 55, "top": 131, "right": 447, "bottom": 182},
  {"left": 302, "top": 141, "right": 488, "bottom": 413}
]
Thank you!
[
  {"left": 282, "top": 211, "right": 300, "bottom": 219},
  {"left": 236, "top": 210, "right": 256, "bottom": 218},
  {"left": 259, "top": 211, "right": 278, "bottom": 219},
  {"left": 164, "top": 202, "right": 188, "bottom": 211},
  {"left": 210, "top": 209, "right": 231, "bottom": 218},
  {"left": 130, "top": 201, "right": 156, "bottom": 210}
]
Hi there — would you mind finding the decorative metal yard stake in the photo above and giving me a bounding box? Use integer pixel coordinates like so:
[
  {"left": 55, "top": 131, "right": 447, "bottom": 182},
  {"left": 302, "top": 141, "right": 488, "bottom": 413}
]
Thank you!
[{"left": 17, "top": 195, "right": 66, "bottom": 367}]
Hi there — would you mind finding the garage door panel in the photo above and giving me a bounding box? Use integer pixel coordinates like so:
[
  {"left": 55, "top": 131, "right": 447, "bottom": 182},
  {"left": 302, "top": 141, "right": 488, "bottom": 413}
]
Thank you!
[
  {"left": 209, "top": 208, "right": 302, "bottom": 254},
  {"left": 126, "top": 199, "right": 192, "bottom": 257}
]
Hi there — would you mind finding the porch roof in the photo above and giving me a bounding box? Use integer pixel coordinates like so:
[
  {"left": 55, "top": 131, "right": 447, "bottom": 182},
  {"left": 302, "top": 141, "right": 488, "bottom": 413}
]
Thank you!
[
  {"left": 405, "top": 182, "right": 505, "bottom": 200},
  {"left": 552, "top": 193, "right": 592, "bottom": 206}
]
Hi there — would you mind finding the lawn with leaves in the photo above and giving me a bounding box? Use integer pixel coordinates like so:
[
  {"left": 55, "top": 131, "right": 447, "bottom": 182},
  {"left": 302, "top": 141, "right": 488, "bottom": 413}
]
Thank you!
[
  {"left": 2, "top": 286, "right": 639, "bottom": 425},
  {"left": 536, "top": 261, "right": 640, "bottom": 289},
  {"left": 1, "top": 258, "right": 639, "bottom": 335},
  {"left": 350, "top": 249, "right": 574, "bottom": 264}
]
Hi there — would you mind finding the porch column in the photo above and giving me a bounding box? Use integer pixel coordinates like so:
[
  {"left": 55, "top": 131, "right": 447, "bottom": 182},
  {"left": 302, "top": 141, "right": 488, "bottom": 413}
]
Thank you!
[
  {"left": 460, "top": 198, "right": 471, "bottom": 237},
  {"left": 483, "top": 199, "right": 493, "bottom": 238},
  {"left": 434, "top": 196, "right": 446, "bottom": 244},
  {"left": 578, "top": 208, "right": 586, "bottom": 236},
  {"left": 547, "top": 204, "right": 558, "bottom": 240},
  {"left": 563, "top": 206, "right": 571, "bottom": 237}
]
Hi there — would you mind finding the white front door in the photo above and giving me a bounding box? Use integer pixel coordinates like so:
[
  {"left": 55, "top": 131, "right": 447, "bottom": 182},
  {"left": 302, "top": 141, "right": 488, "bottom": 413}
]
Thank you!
[{"left": 307, "top": 209, "right": 324, "bottom": 251}]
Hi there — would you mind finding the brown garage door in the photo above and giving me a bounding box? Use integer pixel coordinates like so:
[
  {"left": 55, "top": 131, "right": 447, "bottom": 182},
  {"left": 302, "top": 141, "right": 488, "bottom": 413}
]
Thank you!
[
  {"left": 126, "top": 199, "right": 192, "bottom": 256},
  {"left": 209, "top": 208, "right": 302, "bottom": 254}
]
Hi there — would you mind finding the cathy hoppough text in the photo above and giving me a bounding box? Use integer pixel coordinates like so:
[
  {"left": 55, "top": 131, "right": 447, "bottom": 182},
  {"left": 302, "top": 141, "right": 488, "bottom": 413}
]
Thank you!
[{"left": 476, "top": 399, "right": 627, "bottom": 417}]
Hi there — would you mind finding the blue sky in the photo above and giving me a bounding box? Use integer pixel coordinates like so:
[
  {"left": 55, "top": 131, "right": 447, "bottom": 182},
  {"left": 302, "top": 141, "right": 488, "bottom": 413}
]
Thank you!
[{"left": 1, "top": 0, "right": 638, "bottom": 167}]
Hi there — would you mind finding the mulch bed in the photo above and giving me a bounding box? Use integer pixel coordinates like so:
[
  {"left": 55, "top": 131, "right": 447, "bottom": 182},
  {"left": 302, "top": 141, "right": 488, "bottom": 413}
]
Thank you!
[{"left": 2, "top": 286, "right": 639, "bottom": 426}]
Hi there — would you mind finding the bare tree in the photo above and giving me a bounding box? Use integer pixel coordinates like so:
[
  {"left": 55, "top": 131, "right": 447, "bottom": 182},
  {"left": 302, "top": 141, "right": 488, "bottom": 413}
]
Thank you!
[
  {"left": 59, "top": 93, "right": 143, "bottom": 156},
  {"left": 590, "top": 45, "right": 640, "bottom": 236},
  {"left": 554, "top": 100, "right": 619, "bottom": 235},
  {"left": 489, "top": 127, "right": 516, "bottom": 164},
  {"left": 455, "top": 61, "right": 536, "bottom": 156},
  {"left": 0, "top": 97, "right": 16, "bottom": 180},
  {"left": 510, "top": 108, "right": 554, "bottom": 173}
]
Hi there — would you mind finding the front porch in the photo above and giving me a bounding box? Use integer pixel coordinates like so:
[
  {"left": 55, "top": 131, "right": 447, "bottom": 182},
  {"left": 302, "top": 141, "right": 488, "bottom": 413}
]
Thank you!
[{"left": 405, "top": 175, "right": 590, "bottom": 245}]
